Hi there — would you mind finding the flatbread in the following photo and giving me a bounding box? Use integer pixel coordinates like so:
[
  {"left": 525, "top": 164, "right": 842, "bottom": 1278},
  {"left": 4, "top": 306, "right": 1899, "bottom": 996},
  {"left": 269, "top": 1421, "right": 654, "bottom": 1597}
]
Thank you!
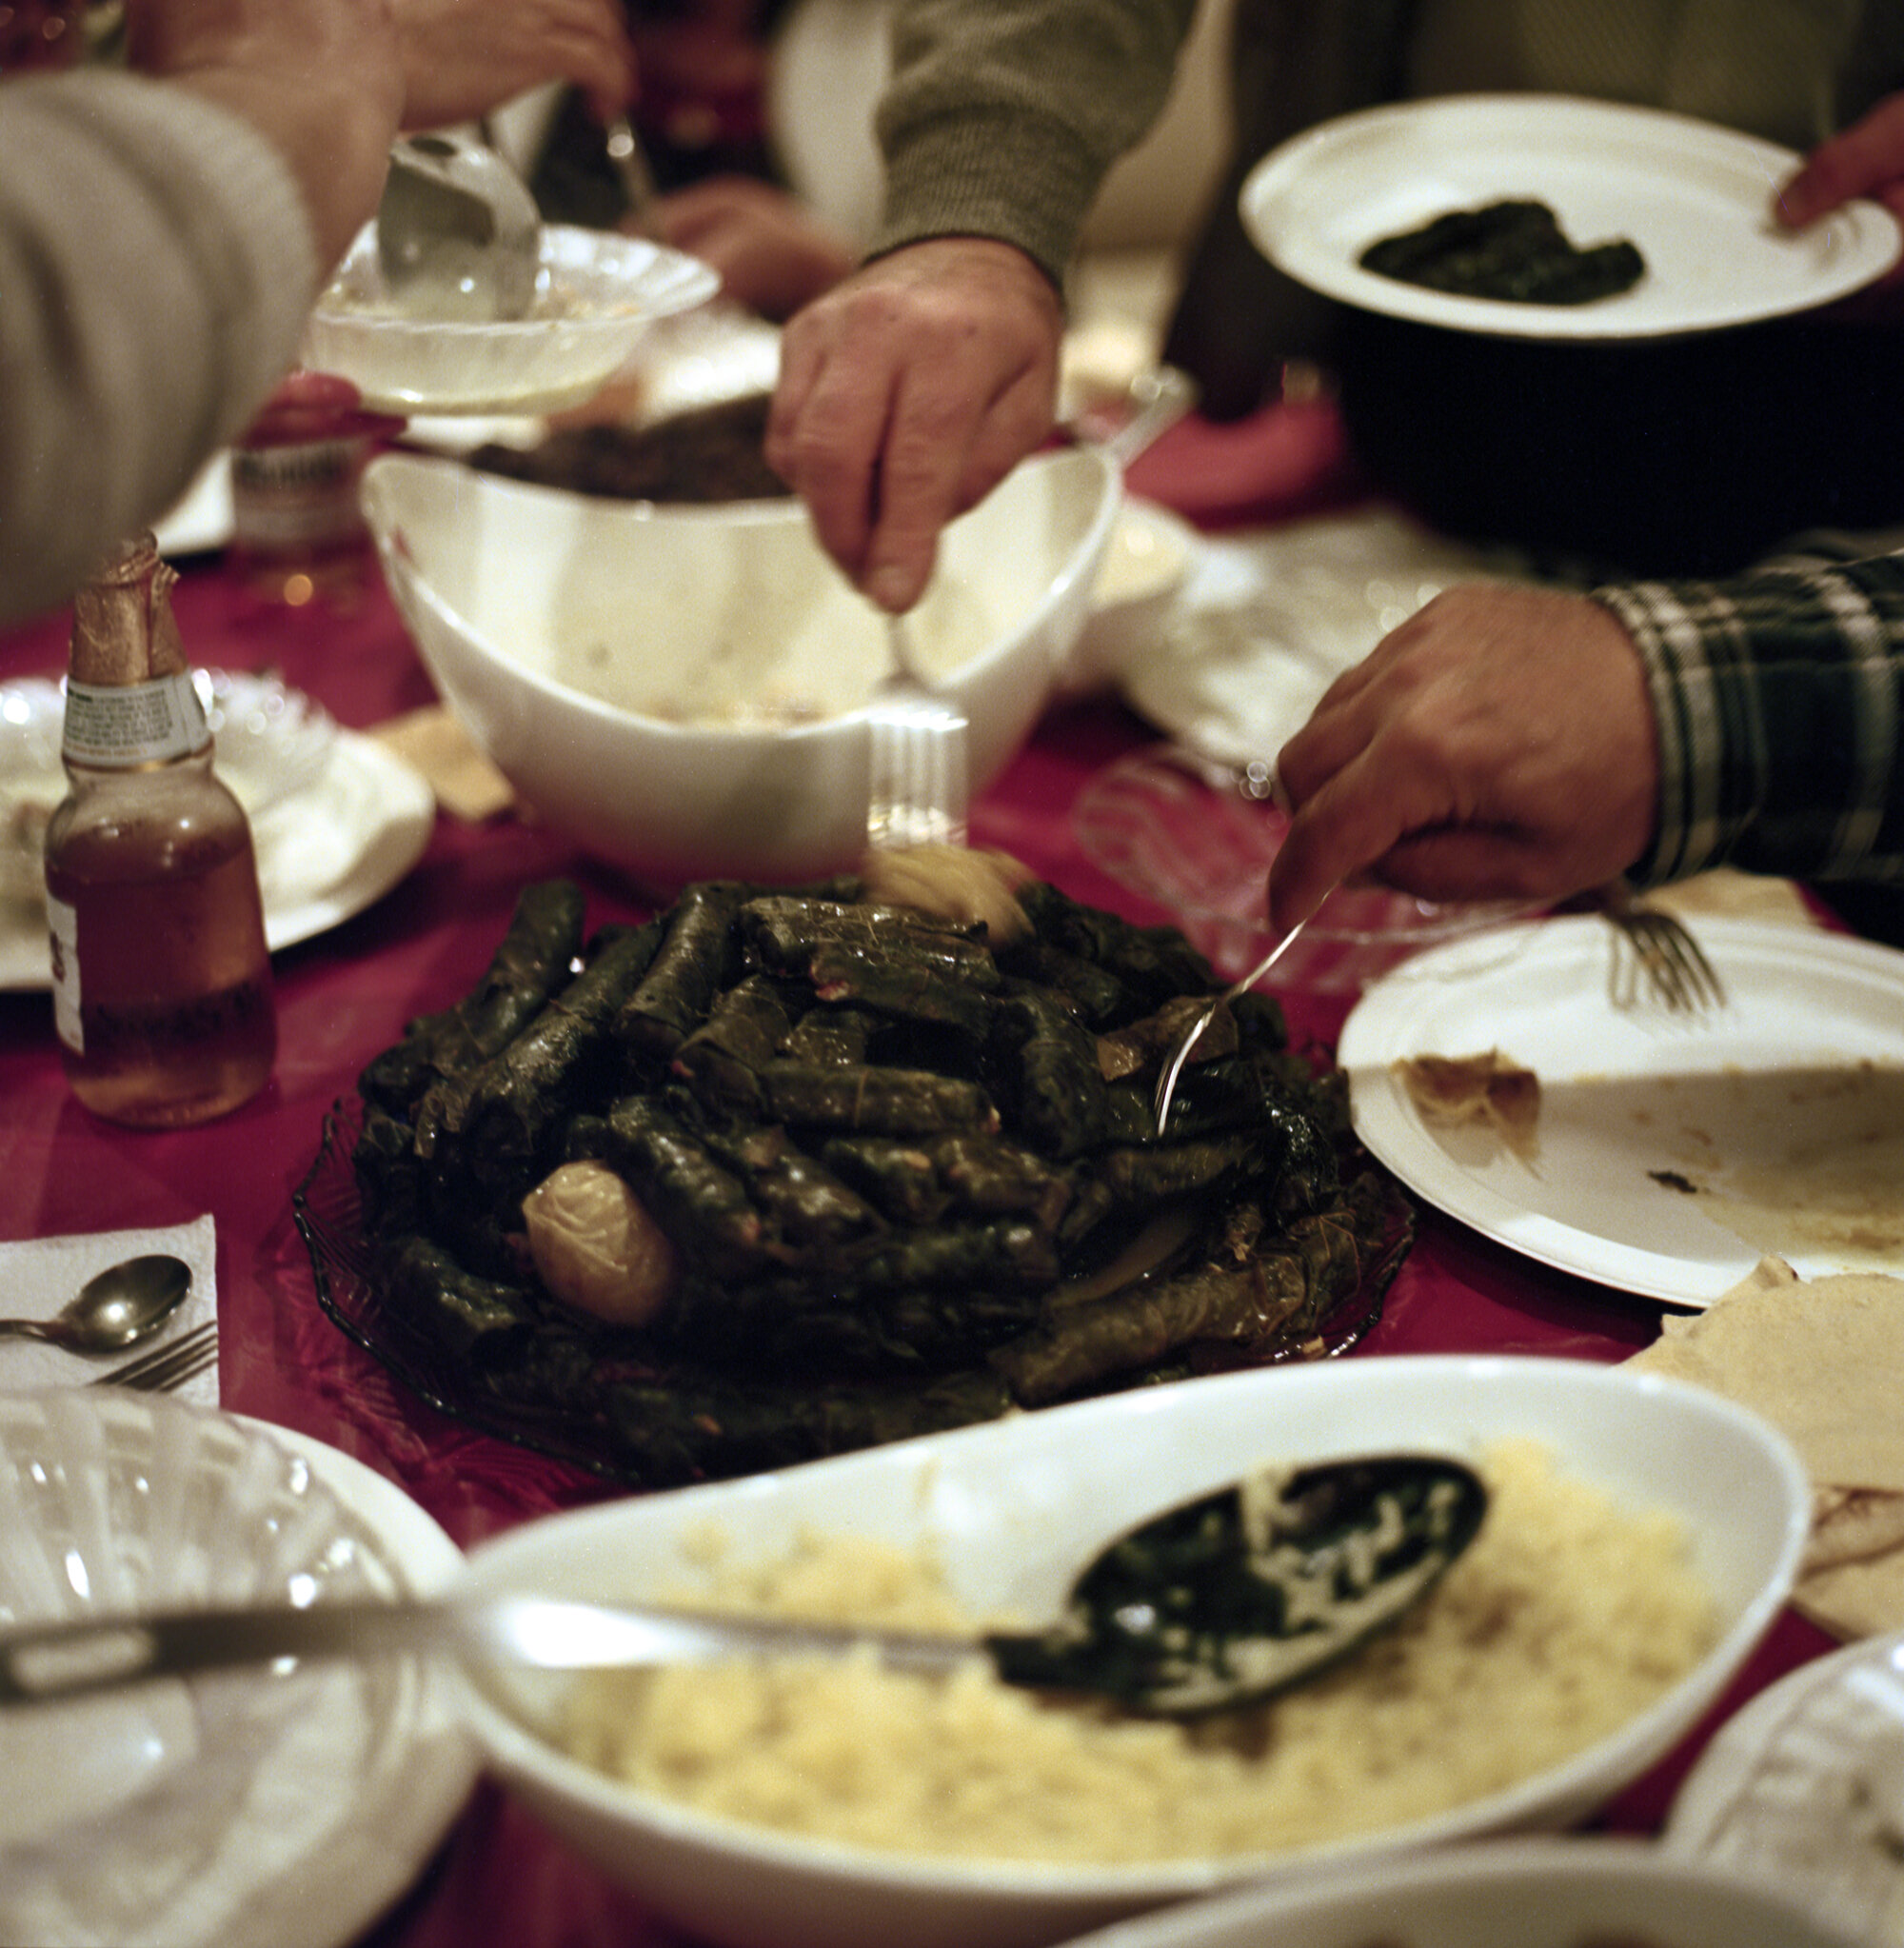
[
  {"left": 1628, "top": 1257, "right": 1904, "bottom": 1639},
  {"left": 1395, "top": 1049, "right": 1539, "bottom": 1160}
]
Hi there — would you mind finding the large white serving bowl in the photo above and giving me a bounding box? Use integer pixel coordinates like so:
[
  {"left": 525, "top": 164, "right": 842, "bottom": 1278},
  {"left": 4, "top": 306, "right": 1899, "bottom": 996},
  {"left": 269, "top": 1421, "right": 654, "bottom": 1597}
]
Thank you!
[
  {"left": 451, "top": 1356, "right": 1810, "bottom": 1948},
  {"left": 362, "top": 446, "right": 1121, "bottom": 890},
  {"left": 1058, "top": 1836, "right": 1861, "bottom": 1948}
]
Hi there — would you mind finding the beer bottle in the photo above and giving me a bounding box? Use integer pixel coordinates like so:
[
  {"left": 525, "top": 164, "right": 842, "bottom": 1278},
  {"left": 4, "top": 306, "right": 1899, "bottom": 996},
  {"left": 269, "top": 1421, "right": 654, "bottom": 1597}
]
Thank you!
[{"left": 44, "top": 534, "right": 277, "bottom": 1125}]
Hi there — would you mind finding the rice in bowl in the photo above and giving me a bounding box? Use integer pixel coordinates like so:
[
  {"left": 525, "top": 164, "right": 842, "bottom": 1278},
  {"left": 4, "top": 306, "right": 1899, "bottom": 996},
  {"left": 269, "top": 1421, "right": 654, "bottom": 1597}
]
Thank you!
[{"left": 558, "top": 1441, "right": 1716, "bottom": 1865}]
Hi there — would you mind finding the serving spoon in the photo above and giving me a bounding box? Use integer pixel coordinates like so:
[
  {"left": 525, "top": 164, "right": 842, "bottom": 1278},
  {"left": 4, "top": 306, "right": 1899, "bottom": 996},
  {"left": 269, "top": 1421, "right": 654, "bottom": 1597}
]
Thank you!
[
  {"left": 375, "top": 130, "right": 542, "bottom": 322},
  {"left": 0, "top": 1254, "right": 190, "bottom": 1355},
  {"left": 0, "top": 1454, "right": 1485, "bottom": 1718}
]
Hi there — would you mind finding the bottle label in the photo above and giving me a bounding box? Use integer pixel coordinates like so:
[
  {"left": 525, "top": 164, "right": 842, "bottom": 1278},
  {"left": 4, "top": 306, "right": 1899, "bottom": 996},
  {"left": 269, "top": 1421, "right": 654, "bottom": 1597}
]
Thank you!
[
  {"left": 47, "top": 894, "right": 82, "bottom": 1052},
  {"left": 230, "top": 437, "right": 370, "bottom": 552},
  {"left": 61, "top": 671, "right": 207, "bottom": 767}
]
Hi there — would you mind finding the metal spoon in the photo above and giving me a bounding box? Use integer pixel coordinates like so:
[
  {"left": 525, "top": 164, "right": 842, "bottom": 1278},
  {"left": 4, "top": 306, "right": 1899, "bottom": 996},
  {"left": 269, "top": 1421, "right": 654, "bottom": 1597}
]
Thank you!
[
  {"left": 604, "top": 115, "right": 658, "bottom": 233},
  {"left": 375, "top": 130, "right": 542, "bottom": 322},
  {"left": 0, "top": 1254, "right": 190, "bottom": 1356},
  {"left": 0, "top": 1454, "right": 1485, "bottom": 1717}
]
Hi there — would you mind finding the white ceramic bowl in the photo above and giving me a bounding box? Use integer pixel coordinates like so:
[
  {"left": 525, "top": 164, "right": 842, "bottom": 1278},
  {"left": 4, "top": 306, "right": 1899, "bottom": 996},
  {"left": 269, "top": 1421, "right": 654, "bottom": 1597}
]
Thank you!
[
  {"left": 452, "top": 1356, "right": 1809, "bottom": 1948},
  {"left": 1059, "top": 1836, "right": 1861, "bottom": 1948},
  {"left": 0, "top": 1391, "right": 472, "bottom": 1948},
  {"left": 307, "top": 224, "right": 721, "bottom": 416},
  {"left": 1061, "top": 497, "right": 1200, "bottom": 696},
  {"left": 362, "top": 446, "right": 1122, "bottom": 889}
]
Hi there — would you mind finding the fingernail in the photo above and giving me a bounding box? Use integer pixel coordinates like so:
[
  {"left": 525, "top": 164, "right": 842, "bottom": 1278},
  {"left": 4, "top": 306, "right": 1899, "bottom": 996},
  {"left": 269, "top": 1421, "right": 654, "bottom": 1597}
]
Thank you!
[{"left": 865, "top": 563, "right": 916, "bottom": 612}]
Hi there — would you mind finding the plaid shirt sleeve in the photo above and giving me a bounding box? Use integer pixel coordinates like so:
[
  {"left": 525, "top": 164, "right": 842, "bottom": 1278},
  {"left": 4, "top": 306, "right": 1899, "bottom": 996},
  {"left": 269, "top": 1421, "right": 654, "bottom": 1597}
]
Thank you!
[{"left": 1593, "top": 531, "right": 1904, "bottom": 890}]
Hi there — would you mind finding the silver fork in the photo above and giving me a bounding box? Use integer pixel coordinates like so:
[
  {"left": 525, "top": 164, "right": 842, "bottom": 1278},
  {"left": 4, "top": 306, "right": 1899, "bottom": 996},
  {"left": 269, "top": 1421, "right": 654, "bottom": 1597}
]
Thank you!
[
  {"left": 1154, "top": 920, "right": 1311, "bottom": 1136},
  {"left": 864, "top": 613, "right": 968, "bottom": 851},
  {"left": 90, "top": 1319, "right": 219, "bottom": 1393},
  {"left": 1594, "top": 880, "right": 1725, "bottom": 1015}
]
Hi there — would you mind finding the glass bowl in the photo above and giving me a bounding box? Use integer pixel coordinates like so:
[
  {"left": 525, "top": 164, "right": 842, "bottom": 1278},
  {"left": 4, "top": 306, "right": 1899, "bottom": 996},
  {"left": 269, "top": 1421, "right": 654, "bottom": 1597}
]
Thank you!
[
  {"left": 1074, "top": 742, "right": 1532, "bottom": 991},
  {"left": 0, "top": 1389, "right": 472, "bottom": 1948},
  {"left": 306, "top": 224, "right": 721, "bottom": 417}
]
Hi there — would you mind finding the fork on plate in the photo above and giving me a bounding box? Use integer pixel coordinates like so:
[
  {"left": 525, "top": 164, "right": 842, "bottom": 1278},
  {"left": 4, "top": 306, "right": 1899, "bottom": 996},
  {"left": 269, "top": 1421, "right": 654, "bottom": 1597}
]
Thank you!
[
  {"left": 1592, "top": 880, "right": 1725, "bottom": 1015},
  {"left": 864, "top": 613, "right": 968, "bottom": 851}
]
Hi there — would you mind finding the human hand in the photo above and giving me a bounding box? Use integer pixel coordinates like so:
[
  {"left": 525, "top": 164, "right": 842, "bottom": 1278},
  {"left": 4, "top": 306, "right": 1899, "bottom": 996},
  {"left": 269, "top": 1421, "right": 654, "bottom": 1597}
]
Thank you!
[
  {"left": 1777, "top": 91, "right": 1904, "bottom": 236},
  {"left": 1267, "top": 585, "right": 1659, "bottom": 933},
  {"left": 766, "top": 237, "right": 1064, "bottom": 611},
  {"left": 124, "top": 0, "right": 405, "bottom": 268},
  {"left": 240, "top": 368, "right": 406, "bottom": 447},
  {"left": 392, "top": 0, "right": 636, "bottom": 129},
  {"left": 1776, "top": 92, "right": 1904, "bottom": 314},
  {"left": 645, "top": 177, "right": 853, "bottom": 323}
]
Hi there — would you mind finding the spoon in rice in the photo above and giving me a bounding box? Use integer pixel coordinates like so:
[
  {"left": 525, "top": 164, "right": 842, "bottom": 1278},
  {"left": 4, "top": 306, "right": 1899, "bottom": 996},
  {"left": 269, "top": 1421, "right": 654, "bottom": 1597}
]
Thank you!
[{"left": 0, "top": 1455, "right": 1484, "bottom": 1719}]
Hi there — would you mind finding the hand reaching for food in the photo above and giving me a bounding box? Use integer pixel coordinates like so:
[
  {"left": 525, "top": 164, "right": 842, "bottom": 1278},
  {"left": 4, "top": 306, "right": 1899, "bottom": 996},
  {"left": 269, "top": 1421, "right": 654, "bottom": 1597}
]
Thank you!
[{"left": 1268, "top": 584, "right": 1660, "bottom": 935}]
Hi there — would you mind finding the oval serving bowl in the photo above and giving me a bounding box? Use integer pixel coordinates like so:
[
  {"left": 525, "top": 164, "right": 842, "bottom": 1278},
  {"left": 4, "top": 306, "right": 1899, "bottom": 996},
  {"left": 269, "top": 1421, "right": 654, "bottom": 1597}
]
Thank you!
[
  {"left": 451, "top": 1355, "right": 1809, "bottom": 1948},
  {"left": 1056, "top": 1835, "right": 1861, "bottom": 1948},
  {"left": 363, "top": 445, "right": 1121, "bottom": 891}
]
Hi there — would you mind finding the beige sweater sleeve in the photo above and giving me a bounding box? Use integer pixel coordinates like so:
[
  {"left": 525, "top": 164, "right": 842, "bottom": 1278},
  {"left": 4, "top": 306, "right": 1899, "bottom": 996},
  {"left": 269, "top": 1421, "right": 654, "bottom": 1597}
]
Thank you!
[
  {"left": 870, "top": 0, "right": 1198, "bottom": 288},
  {"left": 0, "top": 70, "right": 320, "bottom": 625}
]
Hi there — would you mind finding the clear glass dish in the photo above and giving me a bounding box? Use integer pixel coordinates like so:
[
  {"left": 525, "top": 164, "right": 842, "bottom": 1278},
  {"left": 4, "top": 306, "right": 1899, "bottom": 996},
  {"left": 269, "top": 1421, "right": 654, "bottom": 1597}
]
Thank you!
[
  {"left": 306, "top": 225, "right": 721, "bottom": 417},
  {"left": 295, "top": 1094, "right": 1405, "bottom": 1492},
  {"left": 1073, "top": 742, "right": 1532, "bottom": 990},
  {"left": 0, "top": 1390, "right": 471, "bottom": 1948}
]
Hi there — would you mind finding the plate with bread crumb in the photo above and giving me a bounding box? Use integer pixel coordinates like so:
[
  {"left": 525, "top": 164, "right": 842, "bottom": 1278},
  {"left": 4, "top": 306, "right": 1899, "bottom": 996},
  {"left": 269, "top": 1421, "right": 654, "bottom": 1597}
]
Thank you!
[{"left": 1339, "top": 915, "right": 1904, "bottom": 1304}]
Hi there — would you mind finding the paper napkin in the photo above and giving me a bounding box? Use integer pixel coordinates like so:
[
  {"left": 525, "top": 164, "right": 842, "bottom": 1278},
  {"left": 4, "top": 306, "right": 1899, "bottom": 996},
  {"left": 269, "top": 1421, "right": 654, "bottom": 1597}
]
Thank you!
[{"left": 0, "top": 1215, "right": 219, "bottom": 1405}]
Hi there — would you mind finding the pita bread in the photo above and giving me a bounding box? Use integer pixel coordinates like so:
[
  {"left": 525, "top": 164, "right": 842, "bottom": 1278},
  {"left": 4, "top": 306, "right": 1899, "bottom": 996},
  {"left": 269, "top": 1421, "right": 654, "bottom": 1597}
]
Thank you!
[
  {"left": 1628, "top": 1258, "right": 1904, "bottom": 1640},
  {"left": 1807, "top": 1486, "right": 1904, "bottom": 1572}
]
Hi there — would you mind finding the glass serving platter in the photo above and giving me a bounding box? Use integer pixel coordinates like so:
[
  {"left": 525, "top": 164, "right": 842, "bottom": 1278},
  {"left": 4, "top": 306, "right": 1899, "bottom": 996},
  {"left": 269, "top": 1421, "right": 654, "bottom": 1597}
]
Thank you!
[{"left": 294, "top": 1094, "right": 1409, "bottom": 1492}]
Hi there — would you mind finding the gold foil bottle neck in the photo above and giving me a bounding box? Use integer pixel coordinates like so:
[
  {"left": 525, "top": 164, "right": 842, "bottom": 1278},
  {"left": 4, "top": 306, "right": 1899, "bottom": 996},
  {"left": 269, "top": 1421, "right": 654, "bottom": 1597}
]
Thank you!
[{"left": 68, "top": 532, "right": 187, "bottom": 686}]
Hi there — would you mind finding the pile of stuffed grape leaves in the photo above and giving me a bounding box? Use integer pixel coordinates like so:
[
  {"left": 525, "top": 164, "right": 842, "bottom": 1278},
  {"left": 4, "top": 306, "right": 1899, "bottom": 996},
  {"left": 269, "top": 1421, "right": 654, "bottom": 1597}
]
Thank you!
[{"left": 321, "top": 865, "right": 1412, "bottom": 1485}]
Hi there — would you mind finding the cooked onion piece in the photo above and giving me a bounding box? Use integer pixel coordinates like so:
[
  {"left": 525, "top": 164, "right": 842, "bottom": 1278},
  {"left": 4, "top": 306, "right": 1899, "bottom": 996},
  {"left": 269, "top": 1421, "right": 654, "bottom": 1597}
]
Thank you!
[
  {"left": 523, "top": 1160, "right": 681, "bottom": 1325},
  {"left": 857, "top": 845, "right": 1033, "bottom": 946}
]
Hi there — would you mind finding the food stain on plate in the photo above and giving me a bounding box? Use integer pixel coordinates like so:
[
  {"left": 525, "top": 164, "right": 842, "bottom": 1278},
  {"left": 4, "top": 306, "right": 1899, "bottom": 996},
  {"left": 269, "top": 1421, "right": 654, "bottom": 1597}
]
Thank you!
[{"left": 1588, "top": 1060, "right": 1904, "bottom": 1269}]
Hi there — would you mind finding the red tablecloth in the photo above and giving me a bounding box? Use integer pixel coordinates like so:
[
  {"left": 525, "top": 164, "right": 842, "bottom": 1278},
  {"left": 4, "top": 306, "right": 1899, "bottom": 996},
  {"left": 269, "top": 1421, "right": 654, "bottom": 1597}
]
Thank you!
[{"left": 0, "top": 412, "right": 1837, "bottom": 1946}]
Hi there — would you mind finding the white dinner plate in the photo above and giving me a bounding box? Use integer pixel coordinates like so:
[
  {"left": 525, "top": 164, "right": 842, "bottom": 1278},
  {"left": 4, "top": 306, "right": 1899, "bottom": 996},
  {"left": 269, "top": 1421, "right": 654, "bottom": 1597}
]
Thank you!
[
  {"left": 0, "top": 689, "right": 434, "bottom": 990},
  {"left": 248, "top": 731, "right": 434, "bottom": 958},
  {"left": 1240, "top": 95, "right": 1903, "bottom": 341},
  {"left": 1338, "top": 916, "right": 1904, "bottom": 1304},
  {"left": 1665, "top": 1630, "right": 1904, "bottom": 1947}
]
